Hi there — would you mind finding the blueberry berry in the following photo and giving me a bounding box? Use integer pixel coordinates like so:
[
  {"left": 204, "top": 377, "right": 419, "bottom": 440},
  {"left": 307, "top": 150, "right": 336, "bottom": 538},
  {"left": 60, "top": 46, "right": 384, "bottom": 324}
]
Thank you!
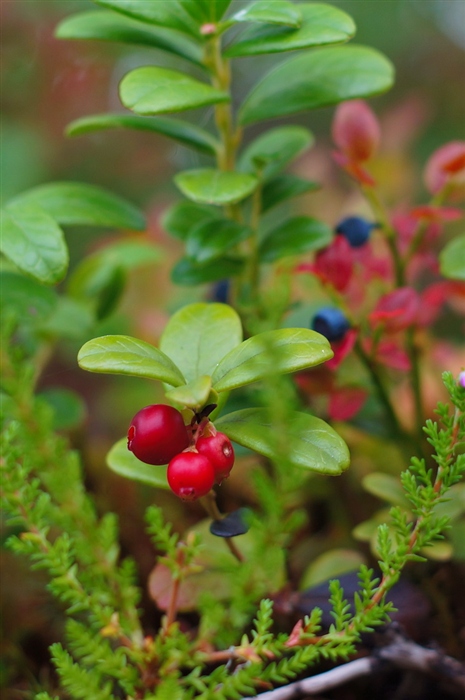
[
  {"left": 167, "top": 451, "right": 215, "bottom": 500},
  {"left": 335, "top": 216, "right": 375, "bottom": 248},
  {"left": 127, "top": 404, "right": 190, "bottom": 465},
  {"left": 311, "top": 307, "right": 350, "bottom": 342},
  {"left": 210, "top": 279, "right": 230, "bottom": 304},
  {"left": 196, "top": 432, "right": 235, "bottom": 483}
]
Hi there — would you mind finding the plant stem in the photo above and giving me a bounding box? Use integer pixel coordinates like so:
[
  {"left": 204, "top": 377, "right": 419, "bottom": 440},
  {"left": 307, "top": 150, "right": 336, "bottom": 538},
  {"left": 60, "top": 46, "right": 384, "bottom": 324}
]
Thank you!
[{"left": 363, "top": 185, "right": 404, "bottom": 286}]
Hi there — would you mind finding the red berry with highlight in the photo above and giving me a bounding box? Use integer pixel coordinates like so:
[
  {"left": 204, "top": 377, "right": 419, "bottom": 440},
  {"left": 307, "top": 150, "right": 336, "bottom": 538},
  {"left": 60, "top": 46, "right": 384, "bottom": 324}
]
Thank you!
[
  {"left": 167, "top": 452, "right": 215, "bottom": 501},
  {"left": 127, "top": 404, "right": 190, "bottom": 465},
  {"left": 196, "top": 432, "right": 235, "bottom": 483}
]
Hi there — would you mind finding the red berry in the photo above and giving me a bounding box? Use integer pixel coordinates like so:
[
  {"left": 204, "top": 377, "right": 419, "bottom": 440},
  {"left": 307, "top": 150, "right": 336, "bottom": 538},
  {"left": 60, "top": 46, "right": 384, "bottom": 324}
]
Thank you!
[
  {"left": 167, "top": 452, "right": 215, "bottom": 500},
  {"left": 127, "top": 404, "right": 190, "bottom": 465},
  {"left": 196, "top": 432, "right": 235, "bottom": 483}
]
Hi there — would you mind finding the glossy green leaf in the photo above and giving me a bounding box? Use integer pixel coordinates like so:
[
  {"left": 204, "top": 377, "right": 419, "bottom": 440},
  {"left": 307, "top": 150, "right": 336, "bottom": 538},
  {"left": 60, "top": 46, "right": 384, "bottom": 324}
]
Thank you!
[
  {"left": 1, "top": 200, "right": 68, "bottom": 284},
  {"left": 94, "top": 0, "right": 200, "bottom": 38},
  {"left": 186, "top": 219, "right": 252, "bottom": 262},
  {"left": 55, "top": 11, "right": 203, "bottom": 65},
  {"left": 439, "top": 235, "right": 465, "bottom": 281},
  {"left": 179, "top": 0, "right": 232, "bottom": 23},
  {"left": 239, "top": 126, "right": 313, "bottom": 180},
  {"left": 162, "top": 201, "right": 221, "bottom": 240},
  {"left": 239, "top": 45, "right": 395, "bottom": 125},
  {"left": 231, "top": 1, "right": 302, "bottom": 28},
  {"left": 78, "top": 335, "right": 186, "bottom": 386},
  {"left": 300, "top": 548, "right": 365, "bottom": 589},
  {"left": 261, "top": 174, "right": 319, "bottom": 212},
  {"left": 175, "top": 169, "right": 258, "bottom": 205},
  {"left": 66, "top": 113, "right": 218, "bottom": 155},
  {"left": 216, "top": 408, "right": 350, "bottom": 475},
  {"left": 160, "top": 303, "right": 243, "bottom": 384},
  {"left": 39, "top": 388, "right": 87, "bottom": 431},
  {"left": 120, "top": 67, "right": 229, "bottom": 116},
  {"left": 11, "top": 182, "right": 145, "bottom": 230},
  {"left": 165, "top": 375, "right": 212, "bottom": 409},
  {"left": 226, "top": 2, "right": 354, "bottom": 57},
  {"left": 212, "top": 328, "right": 333, "bottom": 392},
  {"left": 362, "top": 473, "right": 410, "bottom": 508},
  {"left": 259, "top": 216, "right": 332, "bottom": 263},
  {"left": 0, "top": 271, "right": 57, "bottom": 322},
  {"left": 171, "top": 256, "right": 244, "bottom": 285},
  {"left": 107, "top": 438, "right": 169, "bottom": 487}
]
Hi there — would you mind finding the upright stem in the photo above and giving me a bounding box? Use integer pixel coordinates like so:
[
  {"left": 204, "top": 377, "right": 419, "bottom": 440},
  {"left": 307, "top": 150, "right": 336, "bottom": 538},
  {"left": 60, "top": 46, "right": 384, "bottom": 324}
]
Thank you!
[{"left": 363, "top": 186, "right": 404, "bottom": 287}]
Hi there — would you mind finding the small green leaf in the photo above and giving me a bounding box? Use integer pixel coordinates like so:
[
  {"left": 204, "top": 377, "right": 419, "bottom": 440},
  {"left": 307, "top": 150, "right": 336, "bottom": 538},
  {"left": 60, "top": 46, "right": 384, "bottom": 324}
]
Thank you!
[
  {"left": 94, "top": 0, "right": 200, "bottom": 38},
  {"left": 11, "top": 182, "right": 145, "bottom": 230},
  {"left": 440, "top": 235, "right": 465, "bottom": 281},
  {"left": 55, "top": 11, "right": 203, "bottom": 65},
  {"left": 212, "top": 328, "right": 333, "bottom": 392},
  {"left": 1, "top": 200, "right": 68, "bottom": 284},
  {"left": 186, "top": 219, "right": 252, "bottom": 262},
  {"left": 78, "top": 335, "right": 186, "bottom": 386},
  {"left": 226, "top": 2, "right": 354, "bottom": 58},
  {"left": 171, "top": 256, "right": 244, "bottom": 285},
  {"left": 300, "top": 549, "right": 366, "bottom": 589},
  {"left": 162, "top": 201, "right": 221, "bottom": 240},
  {"left": 239, "top": 126, "right": 313, "bottom": 181},
  {"left": 216, "top": 408, "right": 350, "bottom": 475},
  {"left": 239, "top": 45, "right": 394, "bottom": 125},
  {"left": 362, "top": 473, "right": 410, "bottom": 508},
  {"left": 259, "top": 217, "right": 332, "bottom": 263},
  {"left": 107, "top": 438, "right": 169, "bottom": 488},
  {"left": 261, "top": 174, "right": 319, "bottom": 212},
  {"left": 39, "top": 388, "right": 87, "bottom": 431},
  {"left": 160, "top": 303, "right": 243, "bottom": 384},
  {"left": 120, "top": 67, "right": 229, "bottom": 115},
  {"left": 66, "top": 114, "right": 218, "bottom": 155},
  {"left": 175, "top": 169, "right": 258, "bottom": 205},
  {"left": 0, "top": 271, "right": 57, "bottom": 322},
  {"left": 231, "top": 1, "right": 302, "bottom": 28},
  {"left": 165, "top": 375, "right": 212, "bottom": 409}
]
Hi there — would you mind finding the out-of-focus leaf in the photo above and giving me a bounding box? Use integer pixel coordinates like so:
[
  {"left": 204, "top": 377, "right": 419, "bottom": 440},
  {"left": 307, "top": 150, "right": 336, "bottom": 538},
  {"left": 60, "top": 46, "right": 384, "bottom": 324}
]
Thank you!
[
  {"left": 175, "top": 169, "right": 257, "bottom": 205},
  {"left": 94, "top": 0, "right": 200, "bottom": 38},
  {"left": 162, "top": 201, "right": 221, "bottom": 240},
  {"left": 40, "top": 297, "right": 94, "bottom": 340},
  {"left": 160, "top": 303, "right": 243, "bottom": 384},
  {"left": 0, "top": 271, "right": 57, "bottom": 322},
  {"left": 238, "top": 126, "right": 313, "bottom": 180},
  {"left": 39, "top": 388, "right": 87, "bottom": 431},
  {"left": 172, "top": 256, "right": 244, "bottom": 285},
  {"left": 259, "top": 216, "right": 332, "bottom": 262},
  {"left": 107, "top": 438, "right": 169, "bottom": 487},
  {"left": 226, "top": 2, "right": 354, "bottom": 57},
  {"left": 362, "top": 473, "right": 410, "bottom": 508},
  {"left": 300, "top": 548, "right": 365, "bottom": 589},
  {"left": 66, "top": 114, "right": 219, "bottom": 155},
  {"left": 231, "top": 1, "right": 302, "bottom": 28},
  {"left": 440, "top": 235, "right": 465, "bottom": 281},
  {"left": 261, "top": 174, "right": 319, "bottom": 212},
  {"left": 239, "top": 45, "right": 394, "bottom": 125},
  {"left": 186, "top": 219, "right": 252, "bottom": 262},
  {"left": 120, "top": 67, "right": 229, "bottom": 115}
]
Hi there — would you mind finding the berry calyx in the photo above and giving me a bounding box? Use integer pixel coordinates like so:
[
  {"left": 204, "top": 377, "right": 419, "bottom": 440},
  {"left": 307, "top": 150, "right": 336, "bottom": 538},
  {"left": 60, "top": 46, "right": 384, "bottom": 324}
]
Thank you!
[
  {"left": 196, "top": 432, "right": 235, "bottom": 483},
  {"left": 336, "top": 216, "right": 375, "bottom": 248},
  {"left": 127, "top": 404, "right": 190, "bottom": 466},
  {"left": 311, "top": 307, "right": 351, "bottom": 342},
  {"left": 167, "top": 452, "right": 215, "bottom": 500}
]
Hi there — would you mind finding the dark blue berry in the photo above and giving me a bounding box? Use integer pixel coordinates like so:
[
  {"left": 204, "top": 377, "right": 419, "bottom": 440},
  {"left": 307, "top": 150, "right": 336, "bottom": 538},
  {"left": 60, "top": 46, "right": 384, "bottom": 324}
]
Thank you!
[
  {"left": 311, "top": 307, "right": 350, "bottom": 342},
  {"left": 210, "top": 279, "right": 230, "bottom": 304},
  {"left": 335, "top": 216, "right": 375, "bottom": 248}
]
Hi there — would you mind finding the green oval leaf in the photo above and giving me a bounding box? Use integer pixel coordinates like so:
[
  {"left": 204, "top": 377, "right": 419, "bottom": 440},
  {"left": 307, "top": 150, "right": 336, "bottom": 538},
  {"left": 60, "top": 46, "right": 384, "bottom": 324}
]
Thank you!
[
  {"left": 94, "top": 0, "right": 200, "bottom": 38},
  {"left": 39, "top": 387, "right": 87, "bottom": 431},
  {"left": 162, "top": 201, "right": 221, "bottom": 240},
  {"left": 212, "top": 328, "right": 333, "bottom": 392},
  {"left": 439, "top": 235, "right": 465, "bottom": 281},
  {"left": 300, "top": 549, "right": 366, "bottom": 589},
  {"left": 66, "top": 113, "right": 218, "bottom": 155},
  {"left": 259, "top": 216, "right": 332, "bottom": 263},
  {"left": 160, "top": 303, "right": 243, "bottom": 384},
  {"left": 231, "top": 1, "right": 302, "bottom": 28},
  {"left": 107, "top": 438, "right": 169, "bottom": 487},
  {"left": 216, "top": 408, "right": 350, "bottom": 475},
  {"left": 1, "top": 201, "right": 68, "bottom": 285},
  {"left": 239, "top": 45, "right": 394, "bottom": 125},
  {"left": 0, "top": 271, "right": 57, "bottom": 322},
  {"left": 261, "top": 174, "right": 319, "bottom": 212},
  {"left": 78, "top": 335, "right": 186, "bottom": 386},
  {"left": 238, "top": 126, "right": 313, "bottom": 181},
  {"left": 171, "top": 256, "right": 244, "bottom": 285},
  {"left": 186, "top": 219, "right": 252, "bottom": 262},
  {"left": 120, "top": 67, "right": 229, "bottom": 116},
  {"left": 165, "top": 375, "right": 212, "bottom": 409},
  {"left": 226, "top": 2, "right": 355, "bottom": 58},
  {"left": 175, "top": 169, "right": 258, "bottom": 205},
  {"left": 55, "top": 11, "right": 203, "bottom": 65},
  {"left": 11, "top": 182, "right": 145, "bottom": 230},
  {"left": 362, "top": 473, "right": 410, "bottom": 508}
]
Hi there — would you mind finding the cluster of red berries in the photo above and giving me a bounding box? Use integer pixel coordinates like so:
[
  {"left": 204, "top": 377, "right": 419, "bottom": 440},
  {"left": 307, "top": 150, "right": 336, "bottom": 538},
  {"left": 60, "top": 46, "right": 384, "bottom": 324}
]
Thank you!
[{"left": 127, "top": 404, "right": 234, "bottom": 501}]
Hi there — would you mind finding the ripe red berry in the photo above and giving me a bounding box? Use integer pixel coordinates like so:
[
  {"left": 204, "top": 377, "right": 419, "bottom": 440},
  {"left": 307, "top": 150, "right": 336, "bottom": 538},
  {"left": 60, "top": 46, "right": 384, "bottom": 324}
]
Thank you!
[
  {"left": 196, "top": 432, "right": 235, "bottom": 483},
  {"left": 167, "top": 452, "right": 215, "bottom": 500},
  {"left": 127, "top": 404, "right": 190, "bottom": 465}
]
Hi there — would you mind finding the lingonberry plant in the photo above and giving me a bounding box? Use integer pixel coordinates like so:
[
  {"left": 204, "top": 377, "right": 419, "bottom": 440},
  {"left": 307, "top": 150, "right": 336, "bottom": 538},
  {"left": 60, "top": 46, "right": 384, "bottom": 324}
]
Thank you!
[{"left": 1, "top": 1, "right": 465, "bottom": 698}]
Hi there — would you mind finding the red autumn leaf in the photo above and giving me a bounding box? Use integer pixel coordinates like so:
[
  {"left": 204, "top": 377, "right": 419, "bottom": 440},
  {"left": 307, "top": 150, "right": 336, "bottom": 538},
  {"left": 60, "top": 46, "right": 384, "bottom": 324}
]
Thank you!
[
  {"left": 369, "top": 287, "right": 420, "bottom": 332},
  {"left": 329, "top": 386, "right": 368, "bottom": 421},
  {"left": 332, "top": 100, "right": 380, "bottom": 162},
  {"left": 424, "top": 141, "right": 465, "bottom": 197}
]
